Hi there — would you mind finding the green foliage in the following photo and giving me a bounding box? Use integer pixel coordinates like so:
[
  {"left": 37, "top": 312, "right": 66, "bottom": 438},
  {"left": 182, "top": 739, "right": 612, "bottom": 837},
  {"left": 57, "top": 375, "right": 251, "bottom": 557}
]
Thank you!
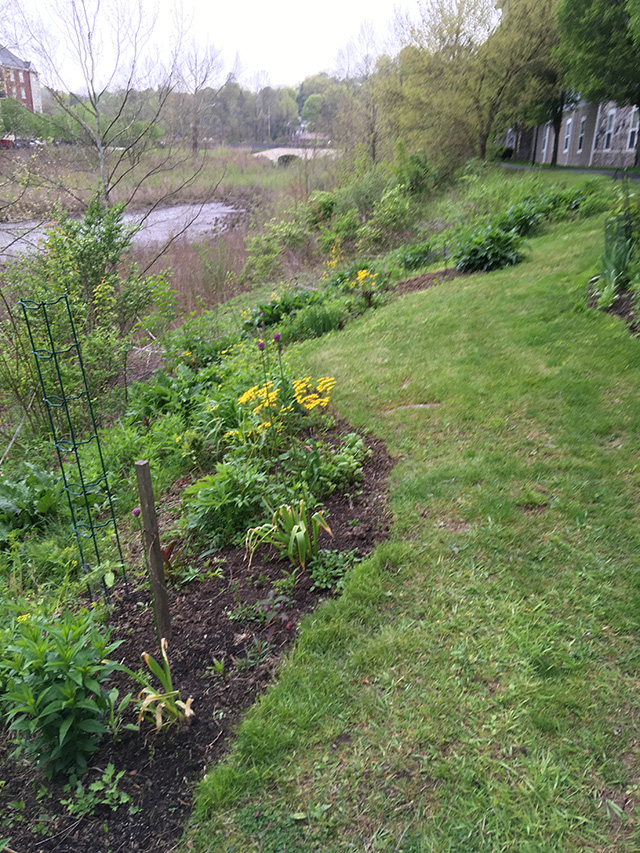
[
  {"left": 245, "top": 216, "right": 313, "bottom": 281},
  {"left": 357, "top": 184, "right": 413, "bottom": 250},
  {"left": 0, "top": 465, "right": 66, "bottom": 547},
  {"left": 557, "top": 0, "right": 640, "bottom": 109},
  {"left": 293, "top": 433, "right": 369, "bottom": 497},
  {"left": 245, "top": 500, "right": 332, "bottom": 570},
  {"left": 308, "top": 549, "right": 360, "bottom": 591},
  {"left": 451, "top": 223, "right": 528, "bottom": 273},
  {"left": 61, "top": 763, "right": 137, "bottom": 816},
  {"left": 394, "top": 145, "right": 439, "bottom": 197},
  {"left": 394, "top": 238, "right": 439, "bottom": 272},
  {"left": 0, "top": 197, "right": 175, "bottom": 429},
  {"left": 0, "top": 610, "right": 122, "bottom": 777},
  {"left": 184, "top": 457, "right": 279, "bottom": 547},
  {"left": 137, "top": 638, "right": 194, "bottom": 731},
  {"left": 593, "top": 220, "right": 635, "bottom": 308}
]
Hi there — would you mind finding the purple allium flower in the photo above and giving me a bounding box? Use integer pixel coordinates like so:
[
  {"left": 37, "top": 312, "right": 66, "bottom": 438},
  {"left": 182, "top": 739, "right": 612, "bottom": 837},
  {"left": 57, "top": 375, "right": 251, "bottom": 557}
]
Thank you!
[
  {"left": 257, "top": 340, "right": 266, "bottom": 351},
  {"left": 132, "top": 507, "right": 141, "bottom": 517},
  {"left": 273, "top": 332, "right": 281, "bottom": 342}
]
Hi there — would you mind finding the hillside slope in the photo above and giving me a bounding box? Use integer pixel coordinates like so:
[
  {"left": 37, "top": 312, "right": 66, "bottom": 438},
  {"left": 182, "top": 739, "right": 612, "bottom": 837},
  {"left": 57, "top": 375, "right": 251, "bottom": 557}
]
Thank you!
[{"left": 189, "top": 215, "right": 640, "bottom": 852}]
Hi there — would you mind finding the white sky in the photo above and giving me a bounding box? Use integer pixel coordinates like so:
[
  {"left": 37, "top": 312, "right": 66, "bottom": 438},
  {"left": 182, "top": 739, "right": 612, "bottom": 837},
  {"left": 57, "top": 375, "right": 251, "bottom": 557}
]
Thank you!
[
  {"left": 173, "top": 0, "right": 416, "bottom": 89},
  {"left": 6, "top": 0, "right": 419, "bottom": 93}
]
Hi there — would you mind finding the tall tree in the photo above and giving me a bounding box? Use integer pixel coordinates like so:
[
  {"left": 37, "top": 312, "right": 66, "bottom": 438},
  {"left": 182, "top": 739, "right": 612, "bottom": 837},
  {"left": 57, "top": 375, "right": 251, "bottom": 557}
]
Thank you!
[
  {"left": 10, "top": 0, "right": 190, "bottom": 205},
  {"left": 557, "top": 0, "right": 640, "bottom": 164}
]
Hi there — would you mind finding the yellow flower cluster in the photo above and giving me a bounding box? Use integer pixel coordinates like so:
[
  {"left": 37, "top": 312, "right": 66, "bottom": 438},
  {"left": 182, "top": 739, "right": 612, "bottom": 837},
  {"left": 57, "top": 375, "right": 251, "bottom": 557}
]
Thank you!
[
  {"left": 238, "top": 381, "right": 280, "bottom": 415},
  {"left": 293, "top": 376, "right": 337, "bottom": 411},
  {"left": 349, "top": 268, "right": 377, "bottom": 290}
]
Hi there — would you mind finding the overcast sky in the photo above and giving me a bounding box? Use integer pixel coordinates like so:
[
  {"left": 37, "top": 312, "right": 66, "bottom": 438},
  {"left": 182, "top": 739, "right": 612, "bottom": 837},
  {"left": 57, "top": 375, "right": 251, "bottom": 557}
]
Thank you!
[
  {"left": 5, "top": 0, "right": 419, "bottom": 92},
  {"left": 171, "top": 0, "right": 416, "bottom": 89}
]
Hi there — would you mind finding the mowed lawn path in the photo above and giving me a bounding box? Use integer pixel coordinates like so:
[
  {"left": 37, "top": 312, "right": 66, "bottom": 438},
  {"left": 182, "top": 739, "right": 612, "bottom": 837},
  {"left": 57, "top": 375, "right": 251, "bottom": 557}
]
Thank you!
[{"left": 189, "top": 216, "right": 640, "bottom": 852}]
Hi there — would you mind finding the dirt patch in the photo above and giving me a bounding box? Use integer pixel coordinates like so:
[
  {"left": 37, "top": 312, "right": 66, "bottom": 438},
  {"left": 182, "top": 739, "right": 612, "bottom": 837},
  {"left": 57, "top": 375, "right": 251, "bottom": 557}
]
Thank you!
[
  {"left": 589, "top": 288, "right": 639, "bottom": 336},
  {"left": 0, "top": 432, "right": 393, "bottom": 853},
  {"left": 394, "top": 268, "right": 465, "bottom": 295}
]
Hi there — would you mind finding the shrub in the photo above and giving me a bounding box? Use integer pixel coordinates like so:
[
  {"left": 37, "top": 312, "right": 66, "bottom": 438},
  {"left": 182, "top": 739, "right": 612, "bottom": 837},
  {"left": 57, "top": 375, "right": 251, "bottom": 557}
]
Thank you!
[
  {"left": 451, "top": 224, "right": 527, "bottom": 273},
  {"left": 492, "top": 199, "right": 547, "bottom": 236},
  {"left": 184, "top": 456, "right": 282, "bottom": 546},
  {"left": 1, "top": 610, "right": 122, "bottom": 777},
  {"left": 0, "top": 464, "right": 66, "bottom": 547},
  {"left": 396, "top": 238, "right": 439, "bottom": 271}
]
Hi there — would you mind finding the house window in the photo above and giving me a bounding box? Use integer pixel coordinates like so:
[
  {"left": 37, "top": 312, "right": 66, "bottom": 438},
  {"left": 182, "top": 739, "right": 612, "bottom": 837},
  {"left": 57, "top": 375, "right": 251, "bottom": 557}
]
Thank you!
[
  {"left": 563, "top": 118, "right": 572, "bottom": 154},
  {"left": 604, "top": 110, "right": 616, "bottom": 150},
  {"left": 9, "top": 69, "right": 14, "bottom": 81},
  {"left": 18, "top": 71, "right": 23, "bottom": 82},
  {"left": 577, "top": 116, "right": 587, "bottom": 152},
  {"left": 20, "top": 86, "right": 25, "bottom": 100},
  {"left": 628, "top": 107, "right": 639, "bottom": 150},
  {"left": 541, "top": 124, "right": 550, "bottom": 160}
]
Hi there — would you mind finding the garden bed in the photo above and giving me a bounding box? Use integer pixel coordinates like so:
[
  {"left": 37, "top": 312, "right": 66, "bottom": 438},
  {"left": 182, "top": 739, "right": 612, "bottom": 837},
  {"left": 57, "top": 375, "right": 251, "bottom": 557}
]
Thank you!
[{"left": 0, "top": 431, "right": 393, "bottom": 853}]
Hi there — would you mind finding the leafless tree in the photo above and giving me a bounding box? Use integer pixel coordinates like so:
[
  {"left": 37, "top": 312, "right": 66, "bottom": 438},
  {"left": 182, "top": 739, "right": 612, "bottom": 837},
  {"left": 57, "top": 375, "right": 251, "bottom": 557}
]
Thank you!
[
  {"left": 176, "top": 41, "right": 233, "bottom": 154},
  {"left": 7, "top": 0, "right": 218, "bottom": 211}
]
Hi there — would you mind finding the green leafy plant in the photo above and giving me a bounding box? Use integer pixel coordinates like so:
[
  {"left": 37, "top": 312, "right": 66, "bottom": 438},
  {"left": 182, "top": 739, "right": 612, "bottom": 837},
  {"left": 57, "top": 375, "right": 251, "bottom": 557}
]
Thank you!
[
  {"left": 1, "top": 610, "right": 122, "bottom": 777},
  {"left": 245, "top": 500, "right": 332, "bottom": 569},
  {"left": 308, "top": 549, "right": 361, "bottom": 591},
  {"left": 451, "top": 223, "right": 528, "bottom": 273},
  {"left": 61, "top": 763, "right": 137, "bottom": 816},
  {"left": 235, "top": 639, "right": 274, "bottom": 670},
  {"left": 137, "top": 638, "right": 194, "bottom": 732}
]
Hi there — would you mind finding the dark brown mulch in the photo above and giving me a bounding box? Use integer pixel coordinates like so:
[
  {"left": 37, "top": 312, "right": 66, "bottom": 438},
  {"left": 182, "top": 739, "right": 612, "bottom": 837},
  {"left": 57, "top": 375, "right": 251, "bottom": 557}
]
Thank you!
[
  {"left": 604, "top": 290, "right": 639, "bottom": 335},
  {"left": 0, "top": 433, "right": 393, "bottom": 853},
  {"left": 394, "top": 267, "right": 464, "bottom": 295}
]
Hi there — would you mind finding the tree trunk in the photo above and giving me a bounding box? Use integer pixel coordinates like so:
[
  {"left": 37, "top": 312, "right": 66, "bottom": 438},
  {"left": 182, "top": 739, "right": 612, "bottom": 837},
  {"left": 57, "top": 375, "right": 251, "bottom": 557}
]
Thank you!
[{"left": 531, "top": 125, "right": 538, "bottom": 166}]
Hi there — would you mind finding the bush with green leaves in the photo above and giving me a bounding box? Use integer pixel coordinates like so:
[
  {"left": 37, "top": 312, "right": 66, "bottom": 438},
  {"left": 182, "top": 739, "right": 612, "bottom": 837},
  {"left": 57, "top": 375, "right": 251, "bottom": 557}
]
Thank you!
[
  {"left": 394, "top": 238, "right": 439, "bottom": 272},
  {"left": 451, "top": 223, "right": 528, "bottom": 273},
  {"left": 0, "top": 197, "right": 174, "bottom": 402},
  {"left": 244, "top": 216, "right": 314, "bottom": 281},
  {"left": 393, "top": 145, "right": 440, "bottom": 197},
  {"left": 357, "top": 184, "right": 413, "bottom": 250},
  {"left": 184, "top": 455, "right": 284, "bottom": 547},
  {"left": 0, "top": 464, "right": 66, "bottom": 547},
  {"left": 0, "top": 609, "right": 123, "bottom": 777}
]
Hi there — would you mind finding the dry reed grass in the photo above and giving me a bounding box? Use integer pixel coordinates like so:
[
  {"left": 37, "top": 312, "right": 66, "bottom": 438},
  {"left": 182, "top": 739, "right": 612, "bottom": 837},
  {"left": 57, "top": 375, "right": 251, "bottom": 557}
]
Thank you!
[{"left": 131, "top": 226, "right": 251, "bottom": 317}]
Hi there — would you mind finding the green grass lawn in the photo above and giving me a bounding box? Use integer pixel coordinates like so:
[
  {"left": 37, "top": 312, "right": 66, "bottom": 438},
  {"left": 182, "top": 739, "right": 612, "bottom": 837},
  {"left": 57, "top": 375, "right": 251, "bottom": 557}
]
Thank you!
[{"left": 187, "top": 214, "right": 640, "bottom": 852}]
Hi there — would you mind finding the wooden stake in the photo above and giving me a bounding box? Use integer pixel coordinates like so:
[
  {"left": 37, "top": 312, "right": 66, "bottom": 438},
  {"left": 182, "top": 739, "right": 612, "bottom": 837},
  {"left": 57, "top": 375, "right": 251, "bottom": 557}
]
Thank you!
[{"left": 135, "top": 460, "right": 171, "bottom": 643}]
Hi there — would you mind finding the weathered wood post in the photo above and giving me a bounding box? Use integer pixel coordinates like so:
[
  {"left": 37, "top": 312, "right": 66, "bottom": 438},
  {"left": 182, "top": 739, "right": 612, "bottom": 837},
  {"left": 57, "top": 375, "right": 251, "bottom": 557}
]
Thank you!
[{"left": 135, "top": 460, "right": 171, "bottom": 643}]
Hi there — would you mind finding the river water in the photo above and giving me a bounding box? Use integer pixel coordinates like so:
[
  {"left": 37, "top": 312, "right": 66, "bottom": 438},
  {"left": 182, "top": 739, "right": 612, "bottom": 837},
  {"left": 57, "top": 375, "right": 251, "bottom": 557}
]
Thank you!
[{"left": 0, "top": 200, "right": 237, "bottom": 260}]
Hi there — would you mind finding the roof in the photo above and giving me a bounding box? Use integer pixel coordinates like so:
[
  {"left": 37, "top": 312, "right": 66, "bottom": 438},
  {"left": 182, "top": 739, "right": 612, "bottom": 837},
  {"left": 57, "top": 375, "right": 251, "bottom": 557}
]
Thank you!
[{"left": 0, "top": 46, "right": 34, "bottom": 72}]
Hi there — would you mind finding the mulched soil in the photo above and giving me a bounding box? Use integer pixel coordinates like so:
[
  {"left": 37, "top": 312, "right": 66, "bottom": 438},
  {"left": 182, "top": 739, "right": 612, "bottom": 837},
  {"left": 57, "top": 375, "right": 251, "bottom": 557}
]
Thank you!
[
  {"left": 0, "top": 431, "right": 394, "bottom": 853},
  {"left": 602, "top": 290, "right": 639, "bottom": 335},
  {"left": 394, "top": 267, "right": 464, "bottom": 294}
]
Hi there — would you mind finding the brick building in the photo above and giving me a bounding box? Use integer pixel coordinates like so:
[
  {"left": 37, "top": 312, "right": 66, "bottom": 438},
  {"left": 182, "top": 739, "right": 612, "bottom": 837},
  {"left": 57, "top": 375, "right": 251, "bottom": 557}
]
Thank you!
[{"left": 0, "top": 46, "right": 42, "bottom": 114}]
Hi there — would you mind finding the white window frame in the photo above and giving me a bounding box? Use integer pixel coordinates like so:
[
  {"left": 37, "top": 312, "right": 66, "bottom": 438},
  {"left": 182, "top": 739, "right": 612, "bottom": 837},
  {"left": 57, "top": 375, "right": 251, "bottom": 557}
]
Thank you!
[
  {"left": 541, "top": 123, "right": 550, "bottom": 161},
  {"left": 577, "top": 116, "right": 587, "bottom": 153},
  {"left": 628, "top": 107, "right": 639, "bottom": 151},
  {"left": 604, "top": 109, "right": 616, "bottom": 150},
  {"left": 20, "top": 86, "right": 25, "bottom": 100},
  {"left": 563, "top": 118, "right": 572, "bottom": 154}
]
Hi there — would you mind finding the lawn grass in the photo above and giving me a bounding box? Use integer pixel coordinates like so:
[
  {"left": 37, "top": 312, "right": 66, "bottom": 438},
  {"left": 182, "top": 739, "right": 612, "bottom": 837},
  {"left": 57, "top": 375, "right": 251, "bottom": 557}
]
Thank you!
[{"left": 186, "top": 210, "right": 640, "bottom": 851}]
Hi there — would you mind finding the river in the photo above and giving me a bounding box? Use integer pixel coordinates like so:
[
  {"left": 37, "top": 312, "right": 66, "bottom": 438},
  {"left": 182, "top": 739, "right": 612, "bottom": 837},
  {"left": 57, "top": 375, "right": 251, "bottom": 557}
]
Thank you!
[{"left": 0, "top": 200, "right": 238, "bottom": 260}]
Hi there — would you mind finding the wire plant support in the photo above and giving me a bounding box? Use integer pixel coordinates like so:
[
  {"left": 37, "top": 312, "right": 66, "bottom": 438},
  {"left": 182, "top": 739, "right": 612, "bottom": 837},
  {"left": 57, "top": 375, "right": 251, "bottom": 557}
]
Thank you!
[{"left": 20, "top": 294, "right": 127, "bottom": 601}]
